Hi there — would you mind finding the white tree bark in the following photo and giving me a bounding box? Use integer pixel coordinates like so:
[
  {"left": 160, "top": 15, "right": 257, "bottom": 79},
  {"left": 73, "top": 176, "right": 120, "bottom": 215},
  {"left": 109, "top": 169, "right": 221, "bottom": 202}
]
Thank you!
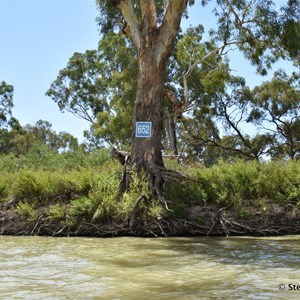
[
  {"left": 117, "top": 0, "right": 141, "bottom": 49},
  {"left": 156, "top": 0, "right": 188, "bottom": 65},
  {"left": 117, "top": 0, "right": 188, "bottom": 63}
]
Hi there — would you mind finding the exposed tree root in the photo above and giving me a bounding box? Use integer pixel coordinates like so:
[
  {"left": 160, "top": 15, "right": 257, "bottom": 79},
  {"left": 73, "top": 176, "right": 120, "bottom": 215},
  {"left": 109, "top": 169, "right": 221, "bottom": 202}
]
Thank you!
[
  {"left": 111, "top": 148, "right": 190, "bottom": 227},
  {"left": 1, "top": 152, "right": 299, "bottom": 237},
  {"left": 1, "top": 205, "right": 300, "bottom": 237}
]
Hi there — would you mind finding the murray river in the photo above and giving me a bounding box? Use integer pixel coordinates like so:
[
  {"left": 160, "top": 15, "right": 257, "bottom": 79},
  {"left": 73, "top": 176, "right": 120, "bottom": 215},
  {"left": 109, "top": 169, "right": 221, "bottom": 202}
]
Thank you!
[{"left": 0, "top": 235, "right": 300, "bottom": 299}]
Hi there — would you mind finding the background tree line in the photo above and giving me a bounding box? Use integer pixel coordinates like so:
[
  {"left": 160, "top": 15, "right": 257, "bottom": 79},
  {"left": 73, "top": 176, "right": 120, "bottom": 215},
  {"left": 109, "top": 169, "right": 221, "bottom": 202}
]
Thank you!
[{"left": 1, "top": 0, "right": 300, "bottom": 166}]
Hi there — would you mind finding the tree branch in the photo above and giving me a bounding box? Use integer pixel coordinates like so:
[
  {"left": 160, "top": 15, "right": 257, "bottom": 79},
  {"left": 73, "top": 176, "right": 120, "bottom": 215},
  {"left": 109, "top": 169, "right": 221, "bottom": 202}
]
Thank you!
[
  {"left": 182, "top": 121, "right": 256, "bottom": 159},
  {"left": 117, "top": 0, "right": 141, "bottom": 49},
  {"left": 140, "top": 0, "right": 157, "bottom": 28},
  {"left": 224, "top": 0, "right": 253, "bottom": 34},
  {"left": 163, "top": 88, "right": 189, "bottom": 117},
  {"left": 157, "top": 0, "right": 188, "bottom": 63},
  {"left": 222, "top": 101, "right": 253, "bottom": 152}
]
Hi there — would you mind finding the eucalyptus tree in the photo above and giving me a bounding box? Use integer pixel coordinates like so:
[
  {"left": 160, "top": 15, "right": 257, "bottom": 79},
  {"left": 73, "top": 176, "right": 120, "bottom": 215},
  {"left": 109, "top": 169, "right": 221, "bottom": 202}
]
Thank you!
[
  {"left": 47, "top": 0, "right": 300, "bottom": 194},
  {"left": 0, "top": 81, "right": 14, "bottom": 153},
  {"left": 1, "top": 119, "right": 79, "bottom": 156},
  {"left": 95, "top": 0, "right": 299, "bottom": 175},
  {"left": 250, "top": 70, "right": 300, "bottom": 159},
  {"left": 46, "top": 50, "right": 109, "bottom": 124},
  {"left": 97, "top": 0, "right": 189, "bottom": 186},
  {"left": 47, "top": 32, "right": 137, "bottom": 148},
  {"left": 0, "top": 81, "right": 14, "bottom": 127}
]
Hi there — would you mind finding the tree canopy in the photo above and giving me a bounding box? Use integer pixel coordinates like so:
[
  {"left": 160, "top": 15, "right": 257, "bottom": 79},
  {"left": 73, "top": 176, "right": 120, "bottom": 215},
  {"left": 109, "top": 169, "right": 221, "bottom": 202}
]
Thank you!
[
  {"left": 44, "top": 0, "right": 300, "bottom": 165},
  {"left": 1, "top": 2, "right": 297, "bottom": 161},
  {"left": 0, "top": 81, "right": 14, "bottom": 128}
]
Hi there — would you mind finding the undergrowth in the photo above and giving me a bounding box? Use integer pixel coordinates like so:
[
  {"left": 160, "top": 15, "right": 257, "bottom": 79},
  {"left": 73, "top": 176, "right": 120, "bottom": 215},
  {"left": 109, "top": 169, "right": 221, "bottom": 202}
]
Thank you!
[{"left": 0, "top": 156, "right": 299, "bottom": 225}]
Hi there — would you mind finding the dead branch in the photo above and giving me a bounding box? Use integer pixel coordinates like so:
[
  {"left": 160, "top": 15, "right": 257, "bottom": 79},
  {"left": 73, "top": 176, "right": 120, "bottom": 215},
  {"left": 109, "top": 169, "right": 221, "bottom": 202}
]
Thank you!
[
  {"left": 111, "top": 148, "right": 131, "bottom": 166},
  {"left": 129, "top": 195, "right": 148, "bottom": 228}
]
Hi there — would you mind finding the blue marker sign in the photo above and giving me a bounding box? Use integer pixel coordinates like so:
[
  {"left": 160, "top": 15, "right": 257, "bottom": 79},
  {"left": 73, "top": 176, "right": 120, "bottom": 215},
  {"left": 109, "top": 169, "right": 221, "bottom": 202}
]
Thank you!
[{"left": 135, "top": 122, "right": 152, "bottom": 138}]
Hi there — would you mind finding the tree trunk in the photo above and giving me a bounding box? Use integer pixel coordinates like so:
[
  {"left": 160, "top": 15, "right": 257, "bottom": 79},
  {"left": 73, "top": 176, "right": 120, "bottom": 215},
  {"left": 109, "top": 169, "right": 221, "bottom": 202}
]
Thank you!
[
  {"left": 131, "top": 32, "right": 165, "bottom": 172},
  {"left": 115, "top": 0, "right": 188, "bottom": 192},
  {"left": 166, "top": 112, "right": 178, "bottom": 155}
]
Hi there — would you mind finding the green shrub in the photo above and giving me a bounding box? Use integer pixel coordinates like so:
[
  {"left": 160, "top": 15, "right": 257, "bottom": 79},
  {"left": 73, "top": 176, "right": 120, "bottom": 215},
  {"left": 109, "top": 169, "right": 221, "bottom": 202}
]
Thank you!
[
  {"left": 0, "top": 148, "right": 111, "bottom": 172},
  {"left": 1, "top": 155, "right": 299, "bottom": 225},
  {"left": 91, "top": 174, "right": 121, "bottom": 221},
  {"left": 9, "top": 170, "right": 53, "bottom": 203},
  {"left": 194, "top": 160, "right": 300, "bottom": 208},
  {"left": 14, "top": 202, "right": 37, "bottom": 222},
  {"left": 69, "top": 196, "right": 100, "bottom": 219},
  {"left": 0, "top": 177, "right": 7, "bottom": 201},
  {"left": 51, "top": 171, "right": 94, "bottom": 197},
  {"left": 47, "top": 204, "right": 69, "bottom": 222}
]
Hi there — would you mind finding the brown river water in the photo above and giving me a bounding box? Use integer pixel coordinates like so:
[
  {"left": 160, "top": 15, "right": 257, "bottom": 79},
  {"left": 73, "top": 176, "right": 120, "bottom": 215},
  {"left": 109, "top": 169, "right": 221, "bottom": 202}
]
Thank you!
[{"left": 0, "top": 235, "right": 300, "bottom": 299}]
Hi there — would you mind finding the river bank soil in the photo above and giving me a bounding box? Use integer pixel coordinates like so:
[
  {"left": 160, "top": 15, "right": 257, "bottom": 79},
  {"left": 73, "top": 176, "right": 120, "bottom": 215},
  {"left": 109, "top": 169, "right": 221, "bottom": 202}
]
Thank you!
[{"left": 1, "top": 200, "right": 299, "bottom": 237}]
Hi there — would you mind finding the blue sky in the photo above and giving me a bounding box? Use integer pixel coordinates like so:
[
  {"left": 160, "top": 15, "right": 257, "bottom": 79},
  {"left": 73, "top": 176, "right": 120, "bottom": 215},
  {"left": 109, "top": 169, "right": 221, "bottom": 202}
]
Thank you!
[
  {"left": 0, "top": 0, "right": 295, "bottom": 142},
  {"left": 0, "top": 0, "right": 99, "bottom": 141}
]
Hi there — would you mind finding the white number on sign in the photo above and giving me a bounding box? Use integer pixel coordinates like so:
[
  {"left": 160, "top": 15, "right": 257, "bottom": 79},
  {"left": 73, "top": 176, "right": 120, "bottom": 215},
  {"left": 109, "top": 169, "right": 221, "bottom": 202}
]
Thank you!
[
  {"left": 136, "top": 121, "right": 152, "bottom": 137},
  {"left": 138, "top": 125, "right": 150, "bottom": 134}
]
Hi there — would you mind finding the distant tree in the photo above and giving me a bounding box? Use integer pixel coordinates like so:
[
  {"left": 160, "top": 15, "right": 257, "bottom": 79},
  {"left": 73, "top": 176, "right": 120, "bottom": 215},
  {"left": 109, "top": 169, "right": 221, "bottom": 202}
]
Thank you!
[
  {"left": 207, "top": 0, "right": 300, "bottom": 74},
  {"left": 0, "top": 119, "right": 79, "bottom": 155},
  {"left": 0, "top": 81, "right": 14, "bottom": 127},
  {"left": 250, "top": 70, "right": 300, "bottom": 159},
  {"left": 46, "top": 50, "right": 109, "bottom": 123},
  {"left": 180, "top": 71, "right": 275, "bottom": 162},
  {"left": 47, "top": 33, "right": 137, "bottom": 148}
]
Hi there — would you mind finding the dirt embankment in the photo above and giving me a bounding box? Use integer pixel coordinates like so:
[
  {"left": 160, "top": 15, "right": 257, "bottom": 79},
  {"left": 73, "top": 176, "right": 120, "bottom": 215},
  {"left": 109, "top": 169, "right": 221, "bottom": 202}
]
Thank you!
[{"left": 1, "top": 200, "right": 299, "bottom": 237}]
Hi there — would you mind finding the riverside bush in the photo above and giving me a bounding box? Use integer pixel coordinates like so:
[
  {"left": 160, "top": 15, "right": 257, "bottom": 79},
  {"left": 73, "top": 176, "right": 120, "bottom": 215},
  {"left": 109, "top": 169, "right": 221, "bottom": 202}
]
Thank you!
[
  {"left": 88, "top": 174, "right": 121, "bottom": 222},
  {"left": 0, "top": 177, "right": 7, "bottom": 201},
  {"left": 1, "top": 158, "right": 299, "bottom": 225},
  {"left": 14, "top": 202, "right": 38, "bottom": 222},
  {"left": 9, "top": 171, "right": 54, "bottom": 203},
  {"left": 195, "top": 160, "right": 300, "bottom": 207}
]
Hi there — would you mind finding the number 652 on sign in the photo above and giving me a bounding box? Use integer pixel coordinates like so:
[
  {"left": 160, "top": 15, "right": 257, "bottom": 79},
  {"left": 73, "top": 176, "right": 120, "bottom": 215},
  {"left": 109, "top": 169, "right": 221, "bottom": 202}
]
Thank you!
[{"left": 135, "top": 122, "right": 152, "bottom": 138}]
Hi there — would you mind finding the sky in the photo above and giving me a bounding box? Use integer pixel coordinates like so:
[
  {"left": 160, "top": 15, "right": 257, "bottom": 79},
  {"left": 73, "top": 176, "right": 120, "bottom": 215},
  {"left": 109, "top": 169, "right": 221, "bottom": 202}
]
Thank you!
[
  {"left": 0, "top": 0, "right": 295, "bottom": 143},
  {"left": 0, "top": 0, "right": 99, "bottom": 142}
]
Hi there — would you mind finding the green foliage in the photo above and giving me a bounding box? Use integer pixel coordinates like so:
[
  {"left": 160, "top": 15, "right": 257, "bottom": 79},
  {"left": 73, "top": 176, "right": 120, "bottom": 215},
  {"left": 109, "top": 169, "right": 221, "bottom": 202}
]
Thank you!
[
  {"left": 0, "top": 148, "right": 110, "bottom": 172},
  {"left": 14, "top": 202, "right": 37, "bottom": 222},
  {"left": 2, "top": 169, "right": 103, "bottom": 207},
  {"left": 0, "top": 177, "right": 7, "bottom": 202},
  {"left": 195, "top": 160, "right": 300, "bottom": 207},
  {"left": 47, "top": 32, "right": 137, "bottom": 148},
  {"left": 0, "top": 81, "right": 13, "bottom": 127},
  {"left": 0, "top": 118, "right": 80, "bottom": 156},
  {"left": 89, "top": 174, "right": 121, "bottom": 222},
  {"left": 211, "top": 0, "right": 300, "bottom": 73},
  {"left": 10, "top": 171, "right": 54, "bottom": 203},
  {"left": 69, "top": 197, "right": 99, "bottom": 219},
  {"left": 164, "top": 159, "right": 300, "bottom": 218},
  {"left": 46, "top": 50, "right": 109, "bottom": 124},
  {"left": 118, "top": 172, "right": 149, "bottom": 218},
  {"left": 251, "top": 70, "right": 300, "bottom": 159},
  {"left": 47, "top": 204, "right": 68, "bottom": 222},
  {"left": 1, "top": 159, "right": 300, "bottom": 224},
  {"left": 165, "top": 175, "right": 213, "bottom": 218}
]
